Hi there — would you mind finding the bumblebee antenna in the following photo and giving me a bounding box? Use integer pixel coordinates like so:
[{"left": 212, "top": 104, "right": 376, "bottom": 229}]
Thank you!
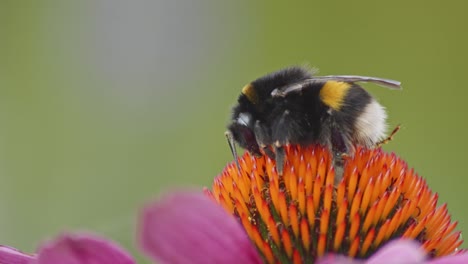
[{"left": 225, "top": 131, "right": 241, "bottom": 171}]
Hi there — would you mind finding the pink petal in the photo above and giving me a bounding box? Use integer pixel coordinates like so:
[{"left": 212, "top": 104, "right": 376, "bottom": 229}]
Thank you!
[
  {"left": 318, "top": 239, "right": 427, "bottom": 264},
  {"left": 138, "top": 191, "right": 262, "bottom": 264},
  {"left": 0, "top": 245, "right": 34, "bottom": 264},
  {"left": 366, "top": 239, "right": 426, "bottom": 264},
  {"left": 34, "top": 233, "right": 135, "bottom": 264},
  {"left": 428, "top": 253, "right": 468, "bottom": 264},
  {"left": 317, "top": 254, "right": 362, "bottom": 264}
]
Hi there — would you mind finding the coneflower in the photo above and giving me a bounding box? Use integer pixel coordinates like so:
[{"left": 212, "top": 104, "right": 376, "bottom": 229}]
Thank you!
[
  {"left": 136, "top": 144, "right": 467, "bottom": 264},
  {"left": 203, "top": 145, "right": 465, "bottom": 263}
]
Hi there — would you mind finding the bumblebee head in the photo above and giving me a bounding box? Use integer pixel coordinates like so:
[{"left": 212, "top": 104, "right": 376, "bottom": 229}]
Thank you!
[{"left": 227, "top": 90, "right": 260, "bottom": 156}]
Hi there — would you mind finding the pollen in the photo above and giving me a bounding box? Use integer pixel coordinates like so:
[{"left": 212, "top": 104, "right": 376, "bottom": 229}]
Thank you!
[
  {"left": 204, "top": 145, "right": 464, "bottom": 263},
  {"left": 241, "top": 83, "right": 259, "bottom": 105}
]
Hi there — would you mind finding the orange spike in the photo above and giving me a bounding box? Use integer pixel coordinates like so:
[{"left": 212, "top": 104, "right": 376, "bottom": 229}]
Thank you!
[
  {"left": 401, "top": 169, "right": 414, "bottom": 192},
  {"left": 251, "top": 225, "right": 264, "bottom": 250},
  {"left": 241, "top": 174, "right": 253, "bottom": 199},
  {"left": 279, "top": 191, "right": 289, "bottom": 226},
  {"left": 349, "top": 236, "right": 360, "bottom": 257},
  {"left": 308, "top": 149, "right": 318, "bottom": 181},
  {"left": 373, "top": 192, "right": 388, "bottom": 226},
  {"left": 234, "top": 198, "right": 248, "bottom": 218},
  {"left": 371, "top": 173, "right": 383, "bottom": 202},
  {"left": 305, "top": 163, "right": 314, "bottom": 195},
  {"left": 374, "top": 220, "right": 390, "bottom": 247},
  {"left": 297, "top": 154, "right": 306, "bottom": 177},
  {"left": 290, "top": 204, "right": 299, "bottom": 238},
  {"left": 361, "top": 228, "right": 376, "bottom": 256},
  {"left": 218, "top": 182, "right": 232, "bottom": 207},
  {"left": 426, "top": 204, "right": 448, "bottom": 237},
  {"left": 252, "top": 187, "right": 268, "bottom": 222},
  {"left": 317, "top": 156, "right": 327, "bottom": 181},
  {"left": 349, "top": 213, "right": 360, "bottom": 241},
  {"left": 334, "top": 221, "right": 346, "bottom": 251},
  {"left": 399, "top": 200, "right": 413, "bottom": 225},
  {"left": 422, "top": 237, "right": 441, "bottom": 253},
  {"left": 252, "top": 171, "right": 264, "bottom": 192},
  {"left": 263, "top": 240, "right": 276, "bottom": 264},
  {"left": 418, "top": 189, "right": 433, "bottom": 217},
  {"left": 306, "top": 195, "right": 316, "bottom": 228},
  {"left": 359, "top": 163, "right": 371, "bottom": 191},
  {"left": 267, "top": 215, "right": 280, "bottom": 247},
  {"left": 406, "top": 174, "right": 421, "bottom": 198},
  {"left": 269, "top": 178, "right": 280, "bottom": 214},
  {"left": 317, "top": 234, "right": 327, "bottom": 257},
  {"left": 211, "top": 181, "right": 221, "bottom": 203},
  {"left": 240, "top": 213, "right": 254, "bottom": 239},
  {"left": 218, "top": 194, "right": 234, "bottom": 214},
  {"left": 292, "top": 250, "right": 302, "bottom": 264},
  {"left": 382, "top": 187, "right": 398, "bottom": 219},
  {"left": 402, "top": 223, "right": 416, "bottom": 238},
  {"left": 361, "top": 177, "right": 374, "bottom": 213},
  {"left": 298, "top": 178, "right": 306, "bottom": 215},
  {"left": 235, "top": 196, "right": 250, "bottom": 220},
  {"left": 444, "top": 239, "right": 464, "bottom": 257},
  {"left": 350, "top": 190, "right": 363, "bottom": 218},
  {"left": 381, "top": 170, "right": 392, "bottom": 195},
  {"left": 362, "top": 202, "right": 377, "bottom": 233},
  {"left": 410, "top": 214, "right": 431, "bottom": 239},
  {"left": 420, "top": 193, "right": 438, "bottom": 219},
  {"left": 438, "top": 231, "right": 462, "bottom": 256},
  {"left": 386, "top": 208, "right": 403, "bottom": 239},
  {"left": 326, "top": 166, "right": 335, "bottom": 186},
  {"left": 336, "top": 179, "right": 346, "bottom": 206},
  {"left": 347, "top": 167, "right": 358, "bottom": 202},
  {"left": 289, "top": 167, "right": 298, "bottom": 200},
  {"left": 436, "top": 221, "right": 458, "bottom": 241},
  {"left": 313, "top": 175, "right": 322, "bottom": 210},
  {"left": 300, "top": 219, "right": 311, "bottom": 250},
  {"left": 270, "top": 165, "right": 280, "bottom": 190},
  {"left": 431, "top": 221, "right": 450, "bottom": 241},
  {"left": 281, "top": 228, "right": 293, "bottom": 258},
  {"left": 323, "top": 185, "right": 333, "bottom": 212},
  {"left": 320, "top": 209, "right": 330, "bottom": 235},
  {"left": 411, "top": 191, "right": 424, "bottom": 218},
  {"left": 336, "top": 199, "right": 348, "bottom": 226}
]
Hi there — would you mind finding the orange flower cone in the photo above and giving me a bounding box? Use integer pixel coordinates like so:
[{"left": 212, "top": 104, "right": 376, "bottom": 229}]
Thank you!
[{"left": 205, "top": 145, "right": 464, "bottom": 263}]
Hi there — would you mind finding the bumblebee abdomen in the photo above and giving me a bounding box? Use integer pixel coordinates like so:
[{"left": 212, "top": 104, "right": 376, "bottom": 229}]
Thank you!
[
  {"left": 326, "top": 83, "right": 387, "bottom": 147},
  {"left": 353, "top": 99, "right": 387, "bottom": 147}
]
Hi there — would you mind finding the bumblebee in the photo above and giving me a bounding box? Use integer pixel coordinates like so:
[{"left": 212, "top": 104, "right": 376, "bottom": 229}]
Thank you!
[{"left": 225, "top": 66, "right": 401, "bottom": 175}]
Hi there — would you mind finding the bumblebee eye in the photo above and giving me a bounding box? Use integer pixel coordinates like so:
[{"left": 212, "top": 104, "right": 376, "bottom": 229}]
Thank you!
[{"left": 237, "top": 112, "right": 252, "bottom": 127}]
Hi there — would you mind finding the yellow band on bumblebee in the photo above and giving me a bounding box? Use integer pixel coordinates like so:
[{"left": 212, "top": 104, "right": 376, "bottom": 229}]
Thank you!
[{"left": 319, "top": 81, "right": 351, "bottom": 110}]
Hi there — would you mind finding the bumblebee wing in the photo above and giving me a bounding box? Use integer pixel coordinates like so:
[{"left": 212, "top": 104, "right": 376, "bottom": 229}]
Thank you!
[
  {"left": 272, "top": 75, "right": 401, "bottom": 97},
  {"left": 318, "top": 75, "right": 402, "bottom": 89}
]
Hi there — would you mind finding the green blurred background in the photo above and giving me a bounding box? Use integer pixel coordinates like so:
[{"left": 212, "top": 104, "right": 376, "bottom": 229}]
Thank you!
[{"left": 1, "top": 0, "right": 467, "bottom": 262}]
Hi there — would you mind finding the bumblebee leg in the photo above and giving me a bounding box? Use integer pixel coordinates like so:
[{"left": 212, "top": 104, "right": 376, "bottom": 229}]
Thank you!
[
  {"left": 272, "top": 110, "right": 295, "bottom": 176},
  {"left": 274, "top": 142, "right": 285, "bottom": 175},
  {"left": 254, "top": 121, "right": 275, "bottom": 160},
  {"left": 376, "top": 124, "right": 401, "bottom": 147},
  {"left": 330, "top": 126, "right": 354, "bottom": 181},
  {"left": 263, "top": 146, "right": 276, "bottom": 160}
]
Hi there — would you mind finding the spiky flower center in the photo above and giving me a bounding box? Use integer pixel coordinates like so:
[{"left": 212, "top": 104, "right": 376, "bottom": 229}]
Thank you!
[{"left": 205, "top": 145, "right": 463, "bottom": 263}]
